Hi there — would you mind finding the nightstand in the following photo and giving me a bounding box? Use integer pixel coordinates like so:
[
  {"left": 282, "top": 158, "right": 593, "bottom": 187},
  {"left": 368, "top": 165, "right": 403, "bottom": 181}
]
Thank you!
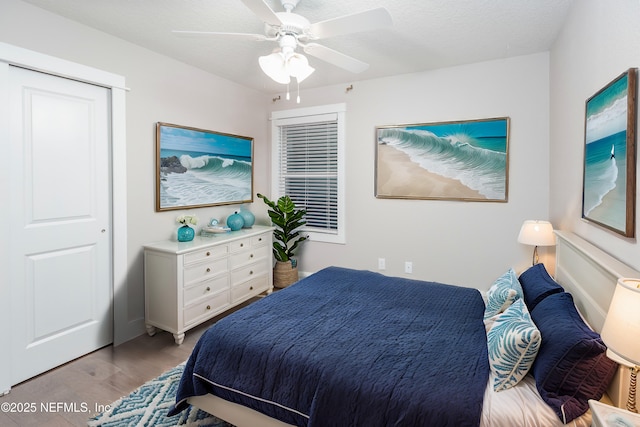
[{"left": 589, "top": 400, "right": 640, "bottom": 427}]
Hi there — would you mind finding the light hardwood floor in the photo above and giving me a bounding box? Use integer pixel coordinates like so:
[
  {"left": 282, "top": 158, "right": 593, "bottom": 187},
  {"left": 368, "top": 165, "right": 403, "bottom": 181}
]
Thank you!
[{"left": 0, "top": 299, "right": 257, "bottom": 426}]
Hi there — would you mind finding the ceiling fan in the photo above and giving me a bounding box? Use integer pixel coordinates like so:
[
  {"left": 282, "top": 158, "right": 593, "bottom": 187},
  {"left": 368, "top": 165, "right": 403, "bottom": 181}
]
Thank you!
[{"left": 173, "top": 0, "right": 393, "bottom": 87}]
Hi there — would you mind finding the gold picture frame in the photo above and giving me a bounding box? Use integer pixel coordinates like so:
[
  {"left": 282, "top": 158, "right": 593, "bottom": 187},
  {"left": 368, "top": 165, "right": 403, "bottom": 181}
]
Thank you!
[
  {"left": 375, "top": 117, "right": 510, "bottom": 202},
  {"left": 155, "top": 122, "right": 254, "bottom": 211}
]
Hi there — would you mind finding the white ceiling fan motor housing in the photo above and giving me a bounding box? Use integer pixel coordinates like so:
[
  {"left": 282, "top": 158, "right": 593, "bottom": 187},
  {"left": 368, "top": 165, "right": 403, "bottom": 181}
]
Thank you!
[{"left": 265, "top": 12, "right": 311, "bottom": 38}]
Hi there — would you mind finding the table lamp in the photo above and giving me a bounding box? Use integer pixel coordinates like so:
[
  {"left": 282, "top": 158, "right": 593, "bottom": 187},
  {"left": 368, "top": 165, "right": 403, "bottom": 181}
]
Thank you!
[
  {"left": 601, "top": 278, "right": 640, "bottom": 413},
  {"left": 517, "top": 220, "right": 556, "bottom": 265}
]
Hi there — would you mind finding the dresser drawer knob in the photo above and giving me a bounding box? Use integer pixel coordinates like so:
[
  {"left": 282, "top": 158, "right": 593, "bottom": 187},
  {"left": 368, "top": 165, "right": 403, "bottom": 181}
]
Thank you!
[
  {"left": 206, "top": 305, "right": 211, "bottom": 310},
  {"left": 249, "top": 270, "right": 253, "bottom": 275},
  {"left": 250, "top": 286, "right": 254, "bottom": 291},
  {"left": 206, "top": 268, "right": 211, "bottom": 273},
  {"left": 258, "top": 237, "right": 262, "bottom": 242},
  {"left": 240, "top": 243, "right": 244, "bottom": 247},
  {"left": 206, "top": 251, "right": 210, "bottom": 256},
  {"left": 250, "top": 254, "right": 254, "bottom": 258},
  {"left": 206, "top": 286, "right": 211, "bottom": 292}
]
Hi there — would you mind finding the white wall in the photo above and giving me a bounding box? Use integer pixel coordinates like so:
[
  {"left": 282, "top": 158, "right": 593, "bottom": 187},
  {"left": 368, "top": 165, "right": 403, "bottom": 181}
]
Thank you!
[
  {"left": 549, "top": 0, "right": 640, "bottom": 273},
  {"left": 1, "top": 0, "right": 270, "bottom": 343},
  {"left": 269, "top": 53, "right": 552, "bottom": 288}
]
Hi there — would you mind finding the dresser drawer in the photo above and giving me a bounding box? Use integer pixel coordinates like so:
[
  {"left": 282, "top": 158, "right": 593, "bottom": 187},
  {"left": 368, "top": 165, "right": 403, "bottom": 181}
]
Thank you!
[
  {"left": 228, "top": 237, "right": 252, "bottom": 253},
  {"left": 230, "top": 262, "right": 268, "bottom": 284},
  {"left": 229, "top": 244, "right": 270, "bottom": 269},
  {"left": 183, "top": 258, "right": 227, "bottom": 286},
  {"left": 184, "top": 275, "right": 228, "bottom": 306},
  {"left": 251, "top": 234, "right": 269, "bottom": 247},
  {"left": 184, "top": 245, "right": 228, "bottom": 265},
  {"left": 231, "top": 276, "right": 269, "bottom": 302},
  {"left": 184, "top": 291, "right": 230, "bottom": 326}
]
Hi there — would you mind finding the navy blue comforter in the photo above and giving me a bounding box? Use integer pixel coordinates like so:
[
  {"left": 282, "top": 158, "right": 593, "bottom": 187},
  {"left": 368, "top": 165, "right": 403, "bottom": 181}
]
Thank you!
[{"left": 171, "top": 267, "right": 489, "bottom": 426}]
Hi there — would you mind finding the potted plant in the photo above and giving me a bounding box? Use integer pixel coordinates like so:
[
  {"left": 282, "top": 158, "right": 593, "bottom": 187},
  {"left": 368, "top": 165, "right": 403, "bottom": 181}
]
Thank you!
[{"left": 257, "top": 193, "right": 309, "bottom": 288}]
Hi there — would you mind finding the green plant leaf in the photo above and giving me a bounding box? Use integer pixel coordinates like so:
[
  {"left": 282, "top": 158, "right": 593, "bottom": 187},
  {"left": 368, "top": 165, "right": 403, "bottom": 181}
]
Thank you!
[{"left": 277, "top": 196, "right": 295, "bottom": 214}]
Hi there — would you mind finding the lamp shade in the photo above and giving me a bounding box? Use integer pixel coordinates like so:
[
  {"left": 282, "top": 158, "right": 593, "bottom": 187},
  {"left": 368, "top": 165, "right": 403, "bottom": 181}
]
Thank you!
[
  {"left": 601, "top": 278, "right": 640, "bottom": 366},
  {"left": 259, "top": 52, "right": 291, "bottom": 84},
  {"left": 287, "top": 53, "right": 315, "bottom": 82},
  {"left": 517, "top": 220, "right": 556, "bottom": 246}
]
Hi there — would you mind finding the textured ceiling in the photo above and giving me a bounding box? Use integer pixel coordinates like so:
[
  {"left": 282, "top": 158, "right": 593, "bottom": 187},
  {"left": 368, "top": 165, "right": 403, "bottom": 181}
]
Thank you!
[{"left": 21, "top": 0, "right": 575, "bottom": 94}]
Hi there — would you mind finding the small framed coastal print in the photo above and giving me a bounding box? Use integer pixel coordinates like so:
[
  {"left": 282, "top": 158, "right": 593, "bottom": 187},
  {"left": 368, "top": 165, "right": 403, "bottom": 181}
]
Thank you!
[
  {"left": 155, "top": 122, "right": 254, "bottom": 211},
  {"left": 582, "top": 68, "right": 637, "bottom": 237},
  {"left": 375, "top": 117, "right": 510, "bottom": 202}
]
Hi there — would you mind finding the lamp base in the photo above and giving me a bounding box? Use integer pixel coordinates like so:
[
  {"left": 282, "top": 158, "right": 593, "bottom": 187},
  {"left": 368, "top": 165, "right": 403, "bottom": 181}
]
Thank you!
[
  {"left": 531, "top": 246, "right": 540, "bottom": 265},
  {"left": 628, "top": 366, "right": 639, "bottom": 413}
]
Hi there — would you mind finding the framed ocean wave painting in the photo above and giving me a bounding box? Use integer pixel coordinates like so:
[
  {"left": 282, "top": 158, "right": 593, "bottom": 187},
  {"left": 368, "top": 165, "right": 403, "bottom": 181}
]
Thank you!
[
  {"left": 375, "top": 117, "right": 510, "bottom": 202},
  {"left": 582, "top": 68, "right": 637, "bottom": 237},
  {"left": 155, "top": 122, "right": 254, "bottom": 211}
]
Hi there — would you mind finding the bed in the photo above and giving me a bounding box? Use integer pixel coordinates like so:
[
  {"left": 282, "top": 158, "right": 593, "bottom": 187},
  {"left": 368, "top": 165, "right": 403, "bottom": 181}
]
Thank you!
[{"left": 169, "top": 231, "right": 636, "bottom": 426}]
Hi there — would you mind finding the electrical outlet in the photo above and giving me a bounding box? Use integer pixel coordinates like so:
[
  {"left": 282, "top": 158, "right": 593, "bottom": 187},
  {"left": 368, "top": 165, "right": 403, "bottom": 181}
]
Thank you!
[
  {"left": 378, "top": 258, "right": 386, "bottom": 270},
  {"left": 404, "top": 261, "right": 413, "bottom": 274}
]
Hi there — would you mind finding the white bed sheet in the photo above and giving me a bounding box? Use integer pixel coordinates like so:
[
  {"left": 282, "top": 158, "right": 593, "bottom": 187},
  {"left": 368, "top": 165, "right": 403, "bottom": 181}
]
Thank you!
[{"left": 481, "top": 374, "right": 591, "bottom": 427}]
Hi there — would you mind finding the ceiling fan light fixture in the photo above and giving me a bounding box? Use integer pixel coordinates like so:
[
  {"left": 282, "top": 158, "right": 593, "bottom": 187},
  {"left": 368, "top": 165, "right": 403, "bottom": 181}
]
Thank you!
[
  {"left": 259, "top": 52, "right": 291, "bottom": 84},
  {"left": 287, "top": 53, "right": 315, "bottom": 82}
]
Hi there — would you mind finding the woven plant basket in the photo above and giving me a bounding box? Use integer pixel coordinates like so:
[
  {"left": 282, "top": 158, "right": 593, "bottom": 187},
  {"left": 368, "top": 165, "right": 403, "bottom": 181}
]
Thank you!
[{"left": 273, "top": 260, "right": 298, "bottom": 288}]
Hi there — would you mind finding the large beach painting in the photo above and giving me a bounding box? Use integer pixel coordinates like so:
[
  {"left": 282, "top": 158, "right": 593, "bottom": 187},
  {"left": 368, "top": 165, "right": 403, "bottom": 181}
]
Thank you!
[
  {"left": 375, "top": 117, "right": 510, "bottom": 202},
  {"left": 156, "top": 122, "right": 253, "bottom": 211},
  {"left": 582, "top": 68, "right": 637, "bottom": 237}
]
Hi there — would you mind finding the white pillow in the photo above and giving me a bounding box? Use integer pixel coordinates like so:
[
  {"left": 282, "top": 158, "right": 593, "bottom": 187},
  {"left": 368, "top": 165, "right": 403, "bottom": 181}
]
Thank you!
[
  {"left": 484, "top": 268, "right": 523, "bottom": 321},
  {"left": 487, "top": 299, "right": 541, "bottom": 391}
]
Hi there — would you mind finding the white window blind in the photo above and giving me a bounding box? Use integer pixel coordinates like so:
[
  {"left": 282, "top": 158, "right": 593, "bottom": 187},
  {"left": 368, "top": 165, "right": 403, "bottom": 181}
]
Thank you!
[
  {"left": 271, "top": 104, "right": 345, "bottom": 244},
  {"left": 278, "top": 118, "right": 337, "bottom": 233}
]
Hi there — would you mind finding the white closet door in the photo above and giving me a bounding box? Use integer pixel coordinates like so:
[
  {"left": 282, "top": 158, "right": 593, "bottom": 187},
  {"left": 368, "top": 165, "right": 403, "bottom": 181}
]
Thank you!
[{"left": 8, "top": 66, "right": 112, "bottom": 385}]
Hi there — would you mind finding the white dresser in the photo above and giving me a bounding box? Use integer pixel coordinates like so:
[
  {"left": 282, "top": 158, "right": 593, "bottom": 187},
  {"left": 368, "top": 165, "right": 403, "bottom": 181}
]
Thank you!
[{"left": 143, "top": 226, "right": 274, "bottom": 344}]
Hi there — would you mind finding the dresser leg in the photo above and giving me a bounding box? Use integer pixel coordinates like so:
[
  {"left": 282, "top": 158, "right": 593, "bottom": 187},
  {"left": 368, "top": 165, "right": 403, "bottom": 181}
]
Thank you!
[
  {"left": 173, "top": 333, "right": 185, "bottom": 345},
  {"left": 145, "top": 324, "right": 157, "bottom": 337}
]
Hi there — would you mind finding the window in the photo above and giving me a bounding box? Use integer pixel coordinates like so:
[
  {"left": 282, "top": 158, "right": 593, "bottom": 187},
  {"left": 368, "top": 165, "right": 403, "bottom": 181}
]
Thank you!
[{"left": 271, "top": 103, "right": 345, "bottom": 244}]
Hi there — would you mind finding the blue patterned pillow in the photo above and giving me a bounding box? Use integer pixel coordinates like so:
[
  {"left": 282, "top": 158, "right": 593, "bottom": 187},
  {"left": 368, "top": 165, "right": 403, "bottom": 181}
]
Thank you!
[
  {"left": 484, "top": 268, "right": 523, "bottom": 320},
  {"left": 487, "top": 299, "right": 541, "bottom": 391}
]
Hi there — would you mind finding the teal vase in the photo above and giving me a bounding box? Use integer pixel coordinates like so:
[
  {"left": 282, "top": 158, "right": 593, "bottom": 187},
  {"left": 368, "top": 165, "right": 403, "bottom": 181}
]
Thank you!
[
  {"left": 239, "top": 210, "right": 255, "bottom": 228},
  {"left": 177, "top": 225, "right": 195, "bottom": 242},
  {"left": 226, "top": 212, "right": 244, "bottom": 231}
]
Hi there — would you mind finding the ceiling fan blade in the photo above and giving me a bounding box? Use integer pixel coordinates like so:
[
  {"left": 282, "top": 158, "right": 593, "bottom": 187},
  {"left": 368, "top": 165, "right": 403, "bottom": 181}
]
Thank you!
[
  {"left": 172, "top": 31, "right": 267, "bottom": 41},
  {"left": 240, "top": 0, "right": 283, "bottom": 27},
  {"left": 308, "top": 7, "right": 392, "bottom": 39},
  {"left": 303, "top": 43, "right": 369, "bottom": 73}
]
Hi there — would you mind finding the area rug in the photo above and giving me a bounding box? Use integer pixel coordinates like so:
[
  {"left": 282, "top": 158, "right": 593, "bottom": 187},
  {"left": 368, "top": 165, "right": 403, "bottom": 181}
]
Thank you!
[{"left": 88, "top": 363, "right": 234, "bottom": 427}]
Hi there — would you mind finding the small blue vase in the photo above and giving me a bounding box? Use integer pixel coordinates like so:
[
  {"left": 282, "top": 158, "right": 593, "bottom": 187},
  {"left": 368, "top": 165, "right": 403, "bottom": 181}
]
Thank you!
[
  {"left": 239, "top": 210, "right": 255, "bottom": 228},
  {"left": 226, "top": 212, "right": 244, "bottom": 231},
  {"left": 177, "top": 225, "right": 195, "bottom": 242}
]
